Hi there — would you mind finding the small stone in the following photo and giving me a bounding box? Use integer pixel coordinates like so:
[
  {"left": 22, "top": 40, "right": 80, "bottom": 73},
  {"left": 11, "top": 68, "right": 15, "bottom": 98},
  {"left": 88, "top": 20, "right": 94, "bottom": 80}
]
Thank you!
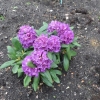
[
  {"left": 62, "top": 91, "right": 64, "bottom": 93},
  {"left": 66, "top": 86, "right": 70, "bottom": 89},
  {"left": 74, "top": 92, "right": 76, "bottom": 96},
  {"left": 36, "top": 95, "right": 38, "bottom": 99}
]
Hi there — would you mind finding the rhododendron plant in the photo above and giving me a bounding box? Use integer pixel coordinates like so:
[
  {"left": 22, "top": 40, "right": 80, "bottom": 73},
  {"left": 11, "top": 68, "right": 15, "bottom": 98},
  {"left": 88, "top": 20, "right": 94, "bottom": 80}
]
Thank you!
[{"left": 0, "top": 21, "right": 80, "bottom": 91}]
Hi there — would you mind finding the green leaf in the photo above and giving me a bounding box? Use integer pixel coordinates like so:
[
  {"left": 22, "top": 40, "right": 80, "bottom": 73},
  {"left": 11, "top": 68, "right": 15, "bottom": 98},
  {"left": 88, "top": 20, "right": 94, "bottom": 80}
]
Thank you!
[
  {"left": 12, "top": 65, "right": 19, "bottom": 74},
  {"left": 41, "top": 70, "right": 53, "bottom": 83},
  {"left": 61, "top": 44, "right": 69, "bottom": 48},
  {"left": 50, "top": 70, "right": 60, "bottom": 83},
  {"left": 47, "top": 52, "right": 52, "bottom": 60},
  {"left": 66, "top": 45, "right": 71, "bottom": 60},
  {"left": 51, "top": 62, "right": 58, "bottom": 68},
  {"left": 32, "top": 75, "right": 40, "bottom": 91},
  {"left": 63, "top": 55, "right": 69, "bottom": 71},
  {"left": 23, "top": 75, "right": 31, "bottom": 87},
  {"left": 53, "top": 70, "right": 62, "bottom": 75},
  {"left": 18, "top": 68, "right": 23, "bottom": 72},
  {"left": 36, "top": 22, "right": 48, "bottom": 35},
  {"left": 16, "top": 60, "right": 22, "bottom": 65},
  {"left": 27, "top": 61, "right": 35, "bottom": 68},
  {"left": 11, "top": 37, "right": 23, "bottom": 51},
  {"left": 56, "top": 53, "right": 60, "bottom": 64},
  {"left": 17, "top": 68, "right": 23, "bottom": 77},
  {"left": 70, "top": 26, "right": 74, "bottom": 30},
  {"left": 7, "top": 46, "right": 17, "bottom": 59},
  {"left": 73, "top": 41, "right": 81, "bottom": 47},
  {"left": 71, "top": 50, "right": 77, "bottom": 57},
  {"left": 0, "top": 60, "right": 15, "bottom": 69},
  {"left": 41, "top": 76, "right": 53, "bottom": 87},
  {"left": 7, "top": 46, "right": 16, "bottom": 54},
  {"left": 18, "top": 72, "right": 23, "bottom": 77}
]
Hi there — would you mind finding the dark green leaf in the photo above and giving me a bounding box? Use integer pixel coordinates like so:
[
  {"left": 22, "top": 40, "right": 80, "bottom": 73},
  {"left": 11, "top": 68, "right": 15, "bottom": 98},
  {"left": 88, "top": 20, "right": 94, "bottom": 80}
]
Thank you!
[
  {"left": 16, "top": 60, "right": 22, "bottom": 65},
  {"left": 7, "top": 46, "right": 17, "bottom": 59},
  {"left": 32, "top": 75, "right": 40, "bottom": 91},
  {"left": 51, "top": 62, "right": 58, "bottom": 68},
  {"left": 66, "top": 45, "right": 71, "bottom": 60},
  {"left": 11, "top": 37, "right": 23, "bottom": 51},
  {"left": 73, "top": 41, "right": 81, "bottom": 47},
  {"left": 41, "top": 76, "right": 53, "bottom": 87},
  {"left": 61, "top": 44, "right": 69, "bottom": 48},
  {"left": 53, "top": 70, "right": 62, "bottom": 75},
  {"left": 12, "top": 65, "right": 19, "bottom": 74},
  {"left": 18, "top": 72, "right": 23, "bottom": 77},
  {"left": 7, "top": 54, "right": 17, "bottom": 60},
  {"left": 52, "top": 54, "right": 58, "bottom": 64},
  {"left": 50, "top": 70, "right": 60, "bottom": 83},
  {"left": 47, "top": 52, "right": 52, "bottom": 60},
  {"left": 7, "top": 46, "right": 16, "bottom": 54},
  {"left": 0, "top": 60, "right": 15, "bottom": 69},
  {"left": 27, "top": 61, "right": 35, "bottom": 68},
  {"left": 63, "top": 55, "right": 69, "bottom": 71},
  {"left": 36, "top": 22, "right": 48, "bottom": 35},
  {"left": 41, "top": 70, "right": 53, "bottom": 83},
  {"left": 71, "top": 50, "right": 77, "bottom": 57},
  {"left": 23, "top": 75, "right": 31, "bottom": 87},
  {"left": 18, "top": 68, "right": 23, "bottom": 72}
]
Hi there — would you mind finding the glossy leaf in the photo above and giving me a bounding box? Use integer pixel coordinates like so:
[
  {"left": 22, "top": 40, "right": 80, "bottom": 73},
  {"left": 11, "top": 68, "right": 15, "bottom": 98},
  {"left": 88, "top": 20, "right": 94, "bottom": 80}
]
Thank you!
[
  {"left": 47, "top": 52, "right": 52, "bottom": 60},
  {"left": 41, "top": 76, "right": 53, "bottom": 87},
  {"left": 12, "top": 65, "right": 19, "bottom": 74},
  {"left": 18, "top": 68, "right": 23, "bottom": 77},
  {"left": 53, "top": 70, "right": 62, "bottom": 75},
  {"left": 0, "top": 60, "right": 15, "bottom": 69},
  {"left": 63, "top": 55, "right": 69, "bottom": 71},
  {"left": 11, "top": 37, "right": 23, "bottom": 51},
  {"left": 23, "top": 75, "right": 31, "bottom": 87},
  {"left": 32, "top": 75, "right": 40, "bottom": 91},
  {"left": 61, "top": 44, "right": 69, "bottom": 48},
  {"left": 27, "top": 61, "right": 35, "bottom": 68},
  {"left": 73, "top": 41, "right": 81, "bottom": 47},
  {"left": 51, "top": 62, "right": 58, "bottom": 68},
  {"left": 41, "top": 70, "right": 53, "bottom": 83},
  {"left": 50, "top": 70, "right": 60, "bottom": 83}
]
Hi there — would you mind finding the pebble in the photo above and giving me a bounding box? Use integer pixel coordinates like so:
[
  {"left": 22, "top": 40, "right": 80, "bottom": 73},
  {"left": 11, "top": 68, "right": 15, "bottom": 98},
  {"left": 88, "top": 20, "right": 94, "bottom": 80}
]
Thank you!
[
  {"left": 36, "top": 95, "right": 38, "bottom": 99},
  {"left": 62, "top": 91, "right": 64, "bottom": 93},
  {"left": 74, "top": 92, "right": 76, "bottom": 96},
  {"left": 66, "top": 86, "right": 70, "bottom": 89}
]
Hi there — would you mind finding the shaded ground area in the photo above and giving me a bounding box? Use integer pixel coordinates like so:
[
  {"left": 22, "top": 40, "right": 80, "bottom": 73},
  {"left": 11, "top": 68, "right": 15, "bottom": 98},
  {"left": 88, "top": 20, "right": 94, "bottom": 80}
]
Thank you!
[{"left": 0, "top": 0, "right": 100, "bottom": 100}]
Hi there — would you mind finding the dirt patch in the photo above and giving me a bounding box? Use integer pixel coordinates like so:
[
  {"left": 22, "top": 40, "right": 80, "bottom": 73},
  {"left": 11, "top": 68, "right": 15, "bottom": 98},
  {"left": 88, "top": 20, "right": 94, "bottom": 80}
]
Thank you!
[{"left": 0, "top": 0, "right": 100, "bottom": 100}]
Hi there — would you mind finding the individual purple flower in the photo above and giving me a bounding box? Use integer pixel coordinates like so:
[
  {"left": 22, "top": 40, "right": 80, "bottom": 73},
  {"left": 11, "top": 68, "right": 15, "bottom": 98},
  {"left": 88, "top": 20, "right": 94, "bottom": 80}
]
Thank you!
[
  {"left": 18, "top": 25, "right": 37, "bottom": 48},
  {"left": 22, "top": 56, "right": 39, "bottom": 77},
  {"left": 31, "top": 50, "right": 52, "bottom": 72},
  {"left": 48, "top": 35, "right": 61, "bottom": 52},
  {"left": 60, "top": 30, "right": 74, "bottom": 44},
  {"left": 57, "top": 23, "right": 70, "bottom": 36},
  {"left": 33, "top": 35, "right": 48, "bottom": 51},
  {"left": 47, "top": 20, "right": 60, "bottom": 33}
]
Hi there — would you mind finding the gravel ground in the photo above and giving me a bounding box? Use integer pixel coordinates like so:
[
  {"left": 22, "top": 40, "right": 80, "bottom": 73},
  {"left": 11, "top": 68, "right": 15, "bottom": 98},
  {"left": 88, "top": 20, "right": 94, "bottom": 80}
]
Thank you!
[{"left": 0, "top": 0, "right": 100, "bottom": 100}]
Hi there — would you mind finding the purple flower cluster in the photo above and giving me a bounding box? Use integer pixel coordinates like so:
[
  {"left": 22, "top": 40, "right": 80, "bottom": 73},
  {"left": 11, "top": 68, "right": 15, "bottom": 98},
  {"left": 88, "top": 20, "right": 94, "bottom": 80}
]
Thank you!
[
  {"left": 31, "top": 50, "right": 52, "bottom": 72},
  {"left": 22, "top": 50, "right": 52, "bottom": 77},
  {"left": 48, "top": 21, "right": 74, "bottom": 44},
  {"left": 48, "top": 35, "right": 61, "bottom": 52},
  {"left": 20, "top": 21, "right": 75, "bottom": 77},
  {"left": 22, "top": 56, "right": 39, "bottom": 77},
  {"left": 33, "top": 34, "right": 61, "bottom": 52},
  {"left": 33, "top": 35, "right": 48, "bottom": 51},
  {"left": 18, "top": 25, "right": 37, "bottom": 48}
]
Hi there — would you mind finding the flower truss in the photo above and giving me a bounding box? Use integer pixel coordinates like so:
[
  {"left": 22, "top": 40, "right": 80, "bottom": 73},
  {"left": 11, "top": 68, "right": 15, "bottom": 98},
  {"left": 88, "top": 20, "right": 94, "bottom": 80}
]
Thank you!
[{"left": 0, "top": 21, "right": 80, "bottom": 91}]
